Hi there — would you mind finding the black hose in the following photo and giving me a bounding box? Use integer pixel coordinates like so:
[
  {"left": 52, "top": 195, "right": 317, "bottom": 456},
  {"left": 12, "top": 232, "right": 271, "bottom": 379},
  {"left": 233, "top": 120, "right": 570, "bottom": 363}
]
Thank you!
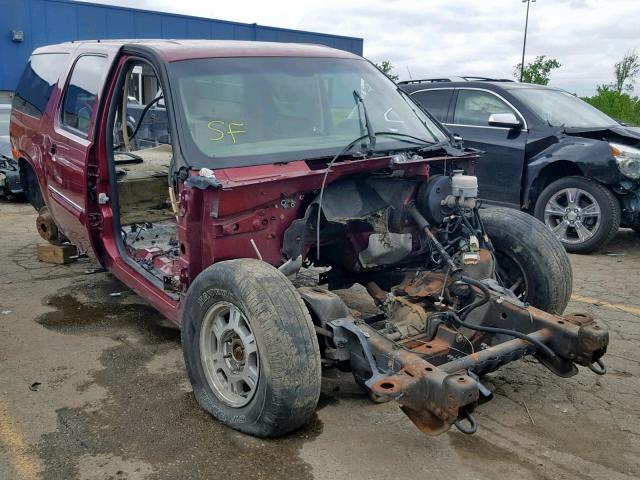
[
  {"left": 452, "top": 276, "right": 556, "bottom": 358},
  {"left": 458, "top": 209, "right": 480, "bottom": 237},
  {"left": 473, "top": 207, "right": 494, "bottom": 251},
  {"left": 457, "top": 276, "right": 490, "bottom": 321},
  {"left": 118, "top": 95, "right": 164, "bottom": 149}
]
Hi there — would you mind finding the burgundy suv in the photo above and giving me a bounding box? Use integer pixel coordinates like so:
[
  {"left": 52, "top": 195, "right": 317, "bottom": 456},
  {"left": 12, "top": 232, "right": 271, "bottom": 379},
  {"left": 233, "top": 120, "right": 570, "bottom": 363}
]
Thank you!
[{"left": 10, "top": 40, "right": 608, "bottom": 438}]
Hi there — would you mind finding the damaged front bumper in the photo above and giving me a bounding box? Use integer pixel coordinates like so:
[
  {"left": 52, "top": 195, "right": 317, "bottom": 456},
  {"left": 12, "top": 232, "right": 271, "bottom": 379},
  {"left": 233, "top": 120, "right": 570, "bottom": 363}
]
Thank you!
[{"left": 317, "top": 287, "right": 609, "bottom": 436}]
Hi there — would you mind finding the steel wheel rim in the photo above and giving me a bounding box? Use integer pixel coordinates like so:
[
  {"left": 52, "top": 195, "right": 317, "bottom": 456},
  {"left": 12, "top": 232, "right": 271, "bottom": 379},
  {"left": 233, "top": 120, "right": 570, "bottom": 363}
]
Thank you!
[
  {"left": 495, "top": 250, "right": 529, "bottom": 302},
  {"left": 543, "top": 188, "right": 601, "bottom": 244},
  {"left": 199, "top": 301, "right": 259, "bottom": 408}
]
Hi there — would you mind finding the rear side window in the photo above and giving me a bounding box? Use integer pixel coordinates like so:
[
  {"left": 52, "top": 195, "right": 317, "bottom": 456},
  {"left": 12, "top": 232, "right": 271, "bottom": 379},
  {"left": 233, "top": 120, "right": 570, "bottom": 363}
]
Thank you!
[
  {"left": 12, "top": 53, "right": 69, "bottom": 118},
  {"left": 411, "top": 89, "right": 452, "bottom": 122},
  {"left": 61, "top": 55, "right": 108, "bottom": 137}
]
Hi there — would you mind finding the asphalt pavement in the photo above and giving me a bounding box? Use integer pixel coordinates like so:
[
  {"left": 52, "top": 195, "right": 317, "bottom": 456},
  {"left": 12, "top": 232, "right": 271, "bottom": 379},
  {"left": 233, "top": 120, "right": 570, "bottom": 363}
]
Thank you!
[{"left": 1, "top": 199, "right": 639, "bottom": 480}]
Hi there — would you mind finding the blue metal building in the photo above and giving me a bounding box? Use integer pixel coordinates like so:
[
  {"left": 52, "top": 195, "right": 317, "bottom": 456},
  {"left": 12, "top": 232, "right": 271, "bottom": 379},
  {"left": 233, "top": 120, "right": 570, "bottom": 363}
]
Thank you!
[{"left": 0, "top": 0, "right": 364, "bottom": 97}]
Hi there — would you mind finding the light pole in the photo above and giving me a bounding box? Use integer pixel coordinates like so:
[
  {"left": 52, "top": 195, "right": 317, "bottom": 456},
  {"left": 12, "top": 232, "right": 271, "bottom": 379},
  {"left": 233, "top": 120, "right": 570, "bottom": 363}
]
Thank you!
[{"left": 520, "top": 0, "right": 536, "bottom": 82}]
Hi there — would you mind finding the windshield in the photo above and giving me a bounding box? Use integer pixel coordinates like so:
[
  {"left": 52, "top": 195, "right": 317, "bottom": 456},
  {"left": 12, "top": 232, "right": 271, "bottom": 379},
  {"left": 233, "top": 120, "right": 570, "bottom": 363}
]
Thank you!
[
  {"left": 510, "top": 88, "right": 617, "bottom": 128},
  {"left": 169, "top": 57, "right": 447, "bottom": 168},
  {"left": 0, "top": 107, "right": 9, "bottom": 136}
]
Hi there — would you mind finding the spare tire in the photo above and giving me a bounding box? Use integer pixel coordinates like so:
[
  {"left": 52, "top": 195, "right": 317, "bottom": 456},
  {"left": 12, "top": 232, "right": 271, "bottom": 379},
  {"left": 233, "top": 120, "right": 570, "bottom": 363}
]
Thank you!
[{"left": 480, "top": 207, "right": 572, "bottom": 314}]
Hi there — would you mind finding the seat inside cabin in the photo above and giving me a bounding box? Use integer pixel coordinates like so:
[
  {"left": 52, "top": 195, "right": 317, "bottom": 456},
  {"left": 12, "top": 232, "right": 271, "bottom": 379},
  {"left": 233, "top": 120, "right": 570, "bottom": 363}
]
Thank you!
[
  {"left": 116, "top": 144, "right": 174, "bottom": 225},
  {"left": 114, "top": 61, "right": 175, "bottom": 226}
]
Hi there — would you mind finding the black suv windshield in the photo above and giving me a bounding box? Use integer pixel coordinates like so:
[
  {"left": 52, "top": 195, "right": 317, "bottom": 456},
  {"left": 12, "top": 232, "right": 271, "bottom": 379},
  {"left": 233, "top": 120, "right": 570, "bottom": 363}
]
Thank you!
[
  {"left": 510, "top": 88, "right": 617, "bottom": 128},
  {"left": 169, "top": 57, "right": 447, "bottom": 168}
]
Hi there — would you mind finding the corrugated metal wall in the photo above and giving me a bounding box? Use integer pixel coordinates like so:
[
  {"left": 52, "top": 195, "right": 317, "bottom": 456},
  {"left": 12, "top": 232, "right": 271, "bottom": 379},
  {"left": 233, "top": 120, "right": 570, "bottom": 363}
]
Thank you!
[{"left": 0, "top": 0, "right": 364, "bottom": 92}]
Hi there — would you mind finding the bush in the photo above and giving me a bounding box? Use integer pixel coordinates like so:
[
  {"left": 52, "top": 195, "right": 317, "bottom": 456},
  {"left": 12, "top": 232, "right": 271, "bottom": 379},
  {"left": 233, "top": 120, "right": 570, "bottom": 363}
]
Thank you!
[{"left": 582, "top": 85, "right": 640, "bottom": 126}]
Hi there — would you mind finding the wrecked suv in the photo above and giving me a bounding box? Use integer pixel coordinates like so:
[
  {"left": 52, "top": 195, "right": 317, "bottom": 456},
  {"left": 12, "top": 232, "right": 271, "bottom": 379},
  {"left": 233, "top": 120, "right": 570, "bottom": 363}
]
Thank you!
[
  {"left": 11, "top": 40, "right": 609, "bottom": 437},
  {"left": 401, "top": 78, "right": 640, "bottom": 253}
]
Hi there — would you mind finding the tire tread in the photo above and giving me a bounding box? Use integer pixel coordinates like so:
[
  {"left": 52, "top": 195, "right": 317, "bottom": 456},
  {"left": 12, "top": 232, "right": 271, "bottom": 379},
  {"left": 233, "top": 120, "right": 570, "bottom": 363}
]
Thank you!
[{"left": 481, "top": 207, "right": 573, "bottom": 313}]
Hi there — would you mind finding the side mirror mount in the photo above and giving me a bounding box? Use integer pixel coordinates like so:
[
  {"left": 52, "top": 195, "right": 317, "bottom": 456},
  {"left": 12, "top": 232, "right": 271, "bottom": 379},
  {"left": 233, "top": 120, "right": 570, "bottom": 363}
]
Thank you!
[{"left": 488, "top": 113, "right": 521, "bottom": 129}]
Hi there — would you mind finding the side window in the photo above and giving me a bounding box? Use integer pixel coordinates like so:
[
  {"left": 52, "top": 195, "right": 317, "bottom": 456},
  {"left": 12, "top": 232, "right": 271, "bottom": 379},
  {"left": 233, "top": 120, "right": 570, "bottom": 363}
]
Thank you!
[
  {"left": 61, "top": 55, "right": 108, "bottom": 137},
  {"left": 453, "top": 90, "right": 515, "bottom": 127},
  {"left": 12, "top": 53, "right": 69, "bottom": 118},
  {"left": 411, "top": 90, "right": 452, "bottom": 122}
]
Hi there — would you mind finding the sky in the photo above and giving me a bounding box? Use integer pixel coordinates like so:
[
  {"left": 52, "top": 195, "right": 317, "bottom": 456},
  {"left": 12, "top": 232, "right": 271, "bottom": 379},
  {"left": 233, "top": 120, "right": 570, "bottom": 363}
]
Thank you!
[{"left": 79, "top": 0, "right": 640, "bottom": 96}]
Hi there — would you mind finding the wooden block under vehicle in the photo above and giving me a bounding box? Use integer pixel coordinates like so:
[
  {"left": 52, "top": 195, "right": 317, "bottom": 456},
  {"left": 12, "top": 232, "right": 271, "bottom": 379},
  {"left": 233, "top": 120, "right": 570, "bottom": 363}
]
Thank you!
[{"left": 36, "top": 243, "right": 78, "bottom": 265}]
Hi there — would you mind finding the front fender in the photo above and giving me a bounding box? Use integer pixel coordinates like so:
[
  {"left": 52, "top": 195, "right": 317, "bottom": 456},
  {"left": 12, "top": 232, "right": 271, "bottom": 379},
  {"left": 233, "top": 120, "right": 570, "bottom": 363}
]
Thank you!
[{"left": 524, "top": 136, "right": 624, "bottom": 207}]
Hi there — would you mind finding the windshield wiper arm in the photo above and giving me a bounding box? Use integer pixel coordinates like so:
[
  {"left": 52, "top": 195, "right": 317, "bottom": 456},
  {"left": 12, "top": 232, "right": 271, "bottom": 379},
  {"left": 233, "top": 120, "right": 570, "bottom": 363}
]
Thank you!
[
  {"left": 368, "top": 132, "right": 453, "bottom": 155},
  {"left": 353, "top": 90, "right": 376, "bottom": 153}
]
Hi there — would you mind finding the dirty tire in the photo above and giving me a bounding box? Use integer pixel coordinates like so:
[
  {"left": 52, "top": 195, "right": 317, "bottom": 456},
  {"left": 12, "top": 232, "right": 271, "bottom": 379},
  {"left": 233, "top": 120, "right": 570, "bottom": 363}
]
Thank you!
[
  {"left": 181, "top": 259, "right": 321, "bottom": 437},
  {"left": 480, "top": 207, "right": 572, "bottom": 314},
  {"left": 534, "top": 176, "right": 620, "bottom": 254}
]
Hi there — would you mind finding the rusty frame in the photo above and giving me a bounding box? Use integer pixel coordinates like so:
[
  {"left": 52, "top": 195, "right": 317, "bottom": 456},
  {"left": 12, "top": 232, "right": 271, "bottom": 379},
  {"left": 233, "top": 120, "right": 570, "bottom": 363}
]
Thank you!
[{"left": 328, "top": 286, "right": 609, "bottom": 436}]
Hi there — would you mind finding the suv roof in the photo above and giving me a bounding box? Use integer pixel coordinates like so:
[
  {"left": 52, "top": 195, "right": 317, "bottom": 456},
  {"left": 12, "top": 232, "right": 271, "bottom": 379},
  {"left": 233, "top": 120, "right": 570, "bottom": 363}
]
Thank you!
[
  {"left": 398, "top": 76, "right": 515, "bottom": 85},
  {"left": 399, "top": 77, "right": 561, "bottom": 93},
  {"left": 33, "top": 39, "right": 358, "bottom": 62}
]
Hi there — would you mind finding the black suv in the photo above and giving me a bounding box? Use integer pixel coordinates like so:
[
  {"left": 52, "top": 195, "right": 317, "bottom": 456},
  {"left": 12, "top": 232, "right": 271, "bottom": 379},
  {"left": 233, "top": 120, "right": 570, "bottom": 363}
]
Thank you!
[{"left": 400, "top": 77, "right": 640, "bottom": 253}]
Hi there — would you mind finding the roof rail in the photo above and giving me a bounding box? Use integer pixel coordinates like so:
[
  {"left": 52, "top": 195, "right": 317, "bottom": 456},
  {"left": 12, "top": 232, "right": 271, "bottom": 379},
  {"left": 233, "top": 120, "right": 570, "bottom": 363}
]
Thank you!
[
  {"left": 398, "top": 77, "right": 464, "bottom": 85},
  {"left": 461, "top": 76, "right": 515, "bottom": 82},
  {"left": 398, "top": 76, "right": 515, "bottom": 85}
]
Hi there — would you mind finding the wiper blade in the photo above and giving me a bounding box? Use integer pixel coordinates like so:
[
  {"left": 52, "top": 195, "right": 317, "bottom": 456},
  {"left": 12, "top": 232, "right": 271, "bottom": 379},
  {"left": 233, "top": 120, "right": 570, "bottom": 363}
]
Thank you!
[
  {"left": 368, "top": 132, "right": 454, "bottom": 156},
  {"left": 353, "top": 90, "right": 376, "bottom": 153},
  {"left": 417, "top": 140, "right": 452, "bottom": 152}
]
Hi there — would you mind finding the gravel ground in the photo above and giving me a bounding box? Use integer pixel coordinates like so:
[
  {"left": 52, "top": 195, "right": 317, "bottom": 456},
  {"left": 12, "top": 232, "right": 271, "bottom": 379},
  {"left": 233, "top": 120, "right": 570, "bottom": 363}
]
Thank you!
[{"left": 1, "top": 199, "right": 639, "bottom": 480}]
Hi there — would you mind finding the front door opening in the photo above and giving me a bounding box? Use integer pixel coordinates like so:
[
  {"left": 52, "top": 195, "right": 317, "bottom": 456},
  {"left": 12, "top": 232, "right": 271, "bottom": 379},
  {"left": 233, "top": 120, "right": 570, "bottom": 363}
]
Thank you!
[{"left": 110, "top": 59, "right": 181, "bottom": 291}]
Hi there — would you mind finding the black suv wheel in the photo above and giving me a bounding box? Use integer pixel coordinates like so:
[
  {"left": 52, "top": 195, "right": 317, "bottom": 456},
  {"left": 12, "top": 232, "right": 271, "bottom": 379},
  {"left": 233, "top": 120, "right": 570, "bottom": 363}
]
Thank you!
[{"left": 534, "top": 176, "right": 620, "bottom": 254}]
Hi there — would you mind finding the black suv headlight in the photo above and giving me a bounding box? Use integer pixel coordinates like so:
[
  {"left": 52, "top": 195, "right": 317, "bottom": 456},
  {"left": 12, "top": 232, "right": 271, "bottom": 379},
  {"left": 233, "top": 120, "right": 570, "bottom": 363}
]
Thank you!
[{"left": 611, "top": 142, "right": 640, "bottom": 179}]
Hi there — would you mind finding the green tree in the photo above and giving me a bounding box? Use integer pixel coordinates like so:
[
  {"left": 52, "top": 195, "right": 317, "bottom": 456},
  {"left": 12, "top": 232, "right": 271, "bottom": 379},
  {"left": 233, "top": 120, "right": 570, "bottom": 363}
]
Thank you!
[
  {"left": 613, "top": 50, "right": 640, "bottom": 94},
  {"left": 514, "top": 55, "right": 561, "bottom": 85},
  {"left": 374, "top": 60, "right": 399, "bottom": 82},
  {"left": 582, "top": 85, "right": 640, "bottom": 126},
  {"left": 581, "top": 52, "right": 640, "bottom": 126}
]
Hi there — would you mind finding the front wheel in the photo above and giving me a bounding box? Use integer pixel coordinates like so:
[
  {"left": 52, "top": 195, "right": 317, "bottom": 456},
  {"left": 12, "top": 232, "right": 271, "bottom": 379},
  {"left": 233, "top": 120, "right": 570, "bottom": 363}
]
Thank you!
[
  {"left": 534, "top": 176, "right": 620, "bottom": 254},
  {"left": 480, "top": 207, "right": 573, "bottom": 314},
  {"left": 181, "top": 259, "right": 321, "bottom": 437}
]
